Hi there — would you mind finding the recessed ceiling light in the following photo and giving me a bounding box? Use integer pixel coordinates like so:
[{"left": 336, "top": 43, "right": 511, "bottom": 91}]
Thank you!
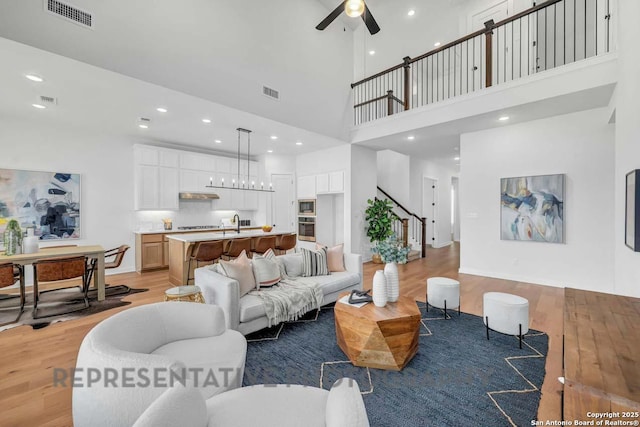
[
  {"left": 407, "top": 135, "right": 415, "bottom": 141},
  {"left": 25, "top": 74, "right": 44, "bottom": 82},
  {"left": 454, "top": 156, "right": 460, "bottom": 161},
  {"left": 296, "top": 142, "right": 303, "bottom": 146},
  {"left": 270, "top": 135, "right": 278, "bottom": 140},
  {"left": 267, "top": 150, "right": 273, "bottom": 153},
  {"left": 32, "top": 103, "right": 46, "bottom": 109},
  {"left": 434, "top": 42, "right": 441, "bottom": 47},
  {"left": 138, "top": 124, "right": 149, "bottom": 129},
  {"left": 156, "top": 107, "right": 168, "bottom": 113},
  {"left": 202, "top": 118, "right": 211, "bottom": 123},
  {"left": 408, "top": 9, "right": 415, "bottom": 16},
  {"left": 214, "top": 139, "right": 222, "bottom": 144},
  {"left": 499, "top": 116, "right": 510, "bottom": 121},
  {"left": 369, "top": 50, "right": 376, "bottom": 55}
]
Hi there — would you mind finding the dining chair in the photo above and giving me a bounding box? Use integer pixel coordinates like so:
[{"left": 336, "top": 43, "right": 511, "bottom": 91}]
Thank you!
[
  {"left": 275, "top": 233, "right": 297, "bottom": 255},
  {"left": 187, "top": 241, "right": 224, "bottom": 285},
  {"left": 32, "top": 256, "right": 90, "bottom": 319},
  {"left": 222, "top": 238, "right": 252, "bottom": 260},
  {"left": 86, "top": 245, "right": 130, "bottom": 286},
  {"left": 0, "top": 263, "right": 25, "bottom": 326},
  {"left": 252, "top": 236, "right": 277, "bottom": 257}
]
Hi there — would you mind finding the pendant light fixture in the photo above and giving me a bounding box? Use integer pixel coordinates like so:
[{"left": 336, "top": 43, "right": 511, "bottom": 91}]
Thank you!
[{"left": 206, "top": 127, "right": 274, "bottom": 193}]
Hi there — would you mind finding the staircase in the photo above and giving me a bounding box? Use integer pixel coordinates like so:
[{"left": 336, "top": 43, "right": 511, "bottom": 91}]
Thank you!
[{"left": 377, "top": 186, "right": 426, "bottom": 261}]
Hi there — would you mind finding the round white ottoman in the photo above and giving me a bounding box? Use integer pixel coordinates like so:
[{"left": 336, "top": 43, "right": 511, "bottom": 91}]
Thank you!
[
  {"left": 483, "top": 292, "right": 529, "bottom": 348},
  {"left": 426, "top": 277, "right": 460, "bottom": 319}
]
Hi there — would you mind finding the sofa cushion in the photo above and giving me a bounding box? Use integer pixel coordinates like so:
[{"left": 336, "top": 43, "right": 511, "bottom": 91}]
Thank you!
[
  {"left": 301, "top": 247, "right": 329, "bottom": 277},
  {"left": 206, "top": 384, "right": 328, "bottom": 427},
  {"left": 152, "top": 331, "right": 247, "bottom": 400},
  {"left": 252, "top": 249, "right": 283, "bottom": 288},
  {"left": 280, "top": 253, "right": 303, "bottom": 277},
  {"left": 296, "top": 272, "right": 360, "bottom": 296},
  {"left": 239, "top": 294, "right": 267, "bottom": 323},
  {"left": 219, "top": 250, "right": 256, "bottom": 297},
  {"left": 316, "top": 243, "right": 346, "bottom": 272}
]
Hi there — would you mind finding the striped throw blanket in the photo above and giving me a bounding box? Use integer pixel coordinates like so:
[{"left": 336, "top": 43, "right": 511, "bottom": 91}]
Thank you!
[{"left": 248, "top": 278, "right": 323, "bottom": 327}]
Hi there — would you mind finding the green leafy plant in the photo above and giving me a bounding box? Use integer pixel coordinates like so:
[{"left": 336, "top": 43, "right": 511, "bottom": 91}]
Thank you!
[
  {"left": 378, "top": 233, "right": 411, "bottom": 264},
  {"left": 365, "top": 198, "right": 398, "bottom": 249},
  {"left": 3, "top": 219, "right": 23, "bottom": 256}
]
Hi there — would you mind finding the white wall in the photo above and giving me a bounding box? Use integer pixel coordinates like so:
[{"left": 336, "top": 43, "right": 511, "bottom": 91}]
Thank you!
[
  {"left": 0, "top": 117, "right": 137, "bottom": 275},
  {"left": 409, "top": 158, "right": 459, "bottom": 248},
  {"left": 351, "top": 145, "right": 378, "bottom": 260},
  {"left": 377, "top": 150, "right": 410, "bottom": 208},
  {"left": 613, "top": 0, "right": 640, "bottom": 297},
  {"left": 459, "top": 108, "right": 615, "bottom": 292}
]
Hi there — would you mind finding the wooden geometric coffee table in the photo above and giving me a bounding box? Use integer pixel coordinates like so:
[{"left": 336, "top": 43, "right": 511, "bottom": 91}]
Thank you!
[{"left": 334, "top": 293, "right": 421, "bottom": 371}]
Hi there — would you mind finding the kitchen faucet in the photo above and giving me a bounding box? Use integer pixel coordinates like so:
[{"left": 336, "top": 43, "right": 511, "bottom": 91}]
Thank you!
[{"left": 233, "top": 213, "right": 240, "bottom": 233}]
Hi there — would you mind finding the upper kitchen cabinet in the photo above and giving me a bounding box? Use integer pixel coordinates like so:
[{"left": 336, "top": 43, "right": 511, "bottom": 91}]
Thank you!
[
  {"left": 180, "top": 152, "right": 215, "bottom": 171},
  {"left": 159, "top": 168, "right": 179, "bottom": 209},
  {"left": 297, "top": 175, "right": 316, "bottom": 199},
  {"left": 134, "top": 145, "right": 179, "bottom": 210},
  {"left": 135, "top": 146, "right": 159, "bottom": 165},
  {"left": 316, "top": 174, "right": 329, "bottom": 194},
  {"left": 159, "top": 150, "right": 180, "bottom": 168},
  {"left": 329, "top": 171, "right": 344, "bottom": 193}
]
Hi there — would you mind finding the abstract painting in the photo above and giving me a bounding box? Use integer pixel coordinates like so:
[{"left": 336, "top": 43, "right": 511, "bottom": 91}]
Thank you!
[
  {"left": 500, "top": 174, "right": 564, "bottom": 243},
  {"left": 0, "top": 169, "right": 81, "bottom": 240}
]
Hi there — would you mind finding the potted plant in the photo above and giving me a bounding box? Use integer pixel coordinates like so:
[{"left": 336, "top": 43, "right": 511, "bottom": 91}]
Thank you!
[
  {"left": 365, "top": 198, "right": 398, "bottom": 263},
  {"left": 377, "top": 233, "right": 410, "bottom": 302},
  {"left": 3, "top": 219, "right": 23, "bottom": 256}
]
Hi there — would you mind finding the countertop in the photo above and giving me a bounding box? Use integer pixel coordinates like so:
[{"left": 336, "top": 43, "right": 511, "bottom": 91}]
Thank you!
[
  {"left": 166, "top": 228, "right": 293, "bottom": 243},
  {"left": 134, "top": 226, "right": 260, "bottom": 235}
]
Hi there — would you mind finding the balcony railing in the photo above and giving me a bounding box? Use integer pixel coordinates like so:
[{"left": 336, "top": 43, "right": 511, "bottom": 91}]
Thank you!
[{"left": 351, "top": 0, "right": 613, "bottom": 126}]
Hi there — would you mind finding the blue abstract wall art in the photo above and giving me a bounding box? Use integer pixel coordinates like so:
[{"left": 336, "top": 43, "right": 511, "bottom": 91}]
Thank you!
[
  {"left": 0, "top": 168, "right": 81, "bottom": 240},
  {"left": 500, "top": 174, "right": 565, "bottom": 243}
]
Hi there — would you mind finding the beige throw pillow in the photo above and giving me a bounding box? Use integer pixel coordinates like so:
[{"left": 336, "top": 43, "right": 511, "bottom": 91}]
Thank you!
[
  {"left": 316, "top": 243, "right": 346, "bottom": 272},
  {"left": 218, "top": 250, "right": 256, "bottom": 297}
]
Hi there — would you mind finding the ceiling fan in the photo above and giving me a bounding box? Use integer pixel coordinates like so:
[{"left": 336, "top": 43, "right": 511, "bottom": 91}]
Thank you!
[{"left": 316, "top": 0, "right": 380, "bottom": 35}]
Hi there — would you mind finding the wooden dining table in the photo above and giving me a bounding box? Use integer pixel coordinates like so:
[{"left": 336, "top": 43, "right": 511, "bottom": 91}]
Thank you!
[{"left": 0, "top": 245, "right": 106, "bottom": 301}]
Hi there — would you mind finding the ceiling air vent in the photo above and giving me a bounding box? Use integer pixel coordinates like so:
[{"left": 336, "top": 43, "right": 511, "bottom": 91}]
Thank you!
[
  {"left": 45, "top": 0, "right": 93, "bottom": 29},
  {"left": 262, "top": 85, "right": 280, "bottom": 101},
  {"left": 39, "top": 95, "right": 58, "bottom": 105}
]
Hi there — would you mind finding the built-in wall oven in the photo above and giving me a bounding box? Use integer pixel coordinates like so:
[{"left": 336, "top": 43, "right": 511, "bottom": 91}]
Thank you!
[
  {"left": 298, "top": 216, "right": 316, "bottom": 242},
  {"left": 298, "top": 199, "right": 316, "bottom": 216}
]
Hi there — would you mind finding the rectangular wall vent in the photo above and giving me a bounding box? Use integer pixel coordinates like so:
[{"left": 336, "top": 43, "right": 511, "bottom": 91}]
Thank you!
[
  {"left": 262, "top": 86, "right": 280, "bottom": 101},
  {"left": 45, "top": 0, "right": 93, "bottom": 28},
  {"left": 39, "top": 95, "right": 57, "bottom": 105}
]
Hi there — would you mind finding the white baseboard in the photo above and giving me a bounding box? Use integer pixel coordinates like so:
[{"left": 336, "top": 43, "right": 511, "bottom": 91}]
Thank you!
[
  {"left": 457, "top": 267, "right": 565, "bottom": 288},
  {"left": 434, "top": 241, "right": 453, "bottom": 249}
]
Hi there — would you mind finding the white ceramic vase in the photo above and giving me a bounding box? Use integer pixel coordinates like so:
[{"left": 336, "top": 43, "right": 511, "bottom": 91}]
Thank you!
[
  {"left": 372, "top": 270, "right": 387, "bottom": 307},
  {"left": 384, "top": 262, "right": 399, "bottom": 302}
]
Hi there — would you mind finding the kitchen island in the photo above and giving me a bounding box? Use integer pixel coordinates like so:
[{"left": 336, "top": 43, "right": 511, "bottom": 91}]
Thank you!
[{"left": 166, "top": 229, "right": 294, "bottom": 285}]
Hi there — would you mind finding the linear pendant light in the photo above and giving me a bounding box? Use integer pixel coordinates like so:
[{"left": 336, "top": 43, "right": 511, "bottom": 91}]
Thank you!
[{"left": 205, "top": 127, "right": 274, "bottom": 193}]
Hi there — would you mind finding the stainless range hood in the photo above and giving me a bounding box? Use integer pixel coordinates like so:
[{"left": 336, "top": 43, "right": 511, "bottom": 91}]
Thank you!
[{"left": 179, "top": 192, "right": 220, "bottom": 200}]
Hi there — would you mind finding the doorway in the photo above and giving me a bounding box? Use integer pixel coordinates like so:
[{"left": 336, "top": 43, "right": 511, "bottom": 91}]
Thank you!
[
  {"left": 422, "top": 177, "right": 437, "bottom": 248},
  {"left": 271, "top": 174, "right": 294, "bottom": 231},
  {"left": 451, "top": 177, "right": 460, "bottom": 242}
]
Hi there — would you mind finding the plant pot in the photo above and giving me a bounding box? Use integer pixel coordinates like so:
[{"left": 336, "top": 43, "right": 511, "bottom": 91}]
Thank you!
[
  {"left": 384, "top": 262, "right": 399, "bottom": 302},
  {"left": 372, "top": 270, "right": 387, "bottom": 307},
  {"left": 372, "top": 253, "right": 382, "bottom": 264}
]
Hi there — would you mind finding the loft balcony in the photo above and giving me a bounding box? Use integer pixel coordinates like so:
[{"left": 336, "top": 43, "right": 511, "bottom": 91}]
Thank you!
[{"left": 350, "top": 0, "right": 615, "bottom": 140}]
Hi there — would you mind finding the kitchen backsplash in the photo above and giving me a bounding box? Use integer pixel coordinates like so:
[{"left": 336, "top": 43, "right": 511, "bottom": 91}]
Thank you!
[{"left": 134, "top": 200, "right": 256, "bottom": 231}]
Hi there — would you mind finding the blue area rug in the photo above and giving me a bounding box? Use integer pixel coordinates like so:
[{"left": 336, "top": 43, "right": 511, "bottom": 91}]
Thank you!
[{"left": 244, "top": 302, "right": 548, "bottom": 427}]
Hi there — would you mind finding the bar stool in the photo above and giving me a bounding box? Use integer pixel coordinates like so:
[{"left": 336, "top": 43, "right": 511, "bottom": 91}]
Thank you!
[
  {"left": 252, "top": 236, "right": 277, "bottom": 257},
  {"left": 275, "top": 233, "right": 297, "bottom": 255},
  {"left": 32, "top": 256, "right": 90, "bottom": 319},
  {"left": 223, "top": 238, "right": 252, "bottom": 260},
  {"left": 187, "top": 240, "right": 224, "bottom": 285},
  {"left": 0, "top": 263, "right": 25, "bottom": 326}
]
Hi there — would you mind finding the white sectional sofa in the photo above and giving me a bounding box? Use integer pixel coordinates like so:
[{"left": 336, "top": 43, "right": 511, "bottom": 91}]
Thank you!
[{"left": 195, "top": 252, "right": 363, "bottom": 335}]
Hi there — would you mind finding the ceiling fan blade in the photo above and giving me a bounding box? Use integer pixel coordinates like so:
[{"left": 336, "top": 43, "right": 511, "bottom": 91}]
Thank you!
[
  {"left": 316, "top": 1, "right": 348, "bottom": 31},
  {"left": 361, "top": 3, "right": 380, "bottom": 35}
]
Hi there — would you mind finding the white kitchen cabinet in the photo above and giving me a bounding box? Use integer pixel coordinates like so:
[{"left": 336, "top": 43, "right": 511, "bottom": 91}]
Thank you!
[
  {"left": 212, "top": 188, "right": 232, "bottom": 210},
  {"left": 215, "top": 157, "right": 233, "bottom": 175},
  {"left": 297, "top": 176, "right": 316, "bottom": 199},
  {"left": 159, "top": 167, "right": 179, "bottom": 209},
  {"left": 180, "top": 152, "right": 214, "bottom": 171},
  {"left": 329, "top": 171, "right": 344, "bottom": 193},
  {"left": 135, "top": 165, "right": 159, "bottom": 210},
  {"left": 180, "top": 170, "right": 214, "bottom": 191},
  {"left": 159, "top": 149, "right": 180, "bottom": 168},
  {"left": 135, "top": 146, "right": 159, "bottom": 166},
  {"left": 244, "top": 191, "right": 259, "bottom": 210},
  {"left": 316, "top": 174, "right": 329, "bottom": 194}
]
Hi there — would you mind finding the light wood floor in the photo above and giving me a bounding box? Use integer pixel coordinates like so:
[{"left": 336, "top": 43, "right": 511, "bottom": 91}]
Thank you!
[{"left": 0, "top": 243, "right": 564, "bottom": 426}]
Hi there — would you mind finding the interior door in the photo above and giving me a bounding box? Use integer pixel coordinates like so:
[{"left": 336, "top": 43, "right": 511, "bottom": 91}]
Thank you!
[{"left": 272, "top": 174, "right": 294, "bottom": 231}]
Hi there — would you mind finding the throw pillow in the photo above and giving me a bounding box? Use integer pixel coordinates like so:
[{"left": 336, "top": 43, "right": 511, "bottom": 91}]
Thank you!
[
  {"left": 316, "top": 243, "right": 346, "bottom": 272},
  {"left": 218, "top": 250, "right": 256, "bottom": 297},
  {"left": 252, "top": 250, "right": 281, "bottom": 288},
  {"left": 301, "top": 247, "right": 329, "bottom": 277},
  {"left": 260, "top": 248, "right": 287, "bottom": 279},
  {"left": 280, "top": 253, "right": 303, "bottom": 277}
]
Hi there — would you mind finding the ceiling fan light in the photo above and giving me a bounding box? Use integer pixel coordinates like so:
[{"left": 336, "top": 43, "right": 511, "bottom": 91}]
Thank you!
[{"left": 345, "top": 0, "right": 365, "bottom": 18}]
